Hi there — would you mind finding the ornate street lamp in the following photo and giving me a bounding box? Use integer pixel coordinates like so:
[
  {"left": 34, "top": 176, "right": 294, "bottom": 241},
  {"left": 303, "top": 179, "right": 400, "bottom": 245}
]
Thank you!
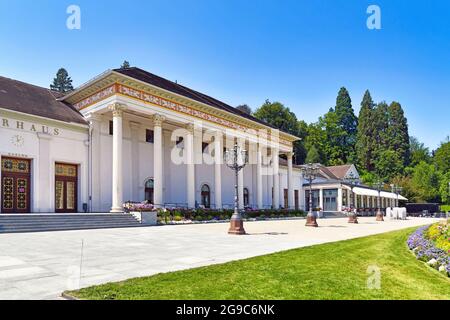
[
  {"left": 391, "top": 184, "right": 403, "bottom": 208},
  {"left": 301, "top": 163, "right": 320, "bottom": 227},
  {"left": 373, "top": 181, "right": 385, "bottom": 221},
  {"left": 345, "top": 172, "right": 359, "bottom": 224},
  {"left": 224, "top": 142, "right": 248, "bottom": 235}
]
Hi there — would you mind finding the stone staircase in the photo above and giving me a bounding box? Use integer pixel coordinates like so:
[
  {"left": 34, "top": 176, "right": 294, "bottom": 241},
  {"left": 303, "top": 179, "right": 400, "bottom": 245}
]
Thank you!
[{"left": 0, "top": 213, "right": 142, "bottom": 234}]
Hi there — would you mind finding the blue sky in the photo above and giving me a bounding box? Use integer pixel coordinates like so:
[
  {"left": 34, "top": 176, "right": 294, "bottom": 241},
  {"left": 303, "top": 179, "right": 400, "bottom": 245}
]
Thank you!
[{"left": 0, "top": 0, "right": 449, "bottom": 150}]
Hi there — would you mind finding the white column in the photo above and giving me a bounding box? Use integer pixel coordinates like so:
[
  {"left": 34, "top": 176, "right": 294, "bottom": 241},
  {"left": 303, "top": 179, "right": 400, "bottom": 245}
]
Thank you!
[
  {"left": 238, "top": 139, "right": 244, "bottom": 209},
  {"left": 256, "top": 144, "right": 263, "bottom": 209},
  {"left": 109, "top": 103, "right": 126, "bottom": 213},
  {"left": 129, "top": 121, "right": 140, "bottom": 202},
  {"left": 86, "top": 114, "right": 102, "bottom": 212},
  {"left": 337, "top": 187, "right": 343, "bottom": 212},
  {"left": 153, "top": 114, "right": 165, "bottom": 208},
  {"left": 319, "top": 188, "right": 324, "bottom": 211},
  {"left": 272, "top": 148, "right": 280, "bottom": 209},
  {"left": 186, "top": 123, "right": 195, "bottom": 208},
  {"left": 214, "top": 131, "right": 223, "bottom": 209},
  {"left": 37, "top": 133, "right": 52, "bottom": 212},
  {"left": 287, "top": 152, "right": 294, "bottom": 209}
]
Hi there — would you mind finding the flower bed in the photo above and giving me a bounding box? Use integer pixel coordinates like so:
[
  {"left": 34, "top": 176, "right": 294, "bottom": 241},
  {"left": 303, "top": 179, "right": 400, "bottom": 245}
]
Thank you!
[
  {"left": 123, "top": 201, "right": 154, "bottom": 212},
  {"left": 156, "top": 208, "right": 307, "bottom": 224},
  {"left": 407, "top": 221, "right": 450, "bottom": 277}
]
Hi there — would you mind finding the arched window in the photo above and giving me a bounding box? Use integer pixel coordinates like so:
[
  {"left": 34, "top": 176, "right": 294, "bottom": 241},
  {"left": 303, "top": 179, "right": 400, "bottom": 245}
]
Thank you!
[
  {"left": 201, "top": 184, "right": 211, "bottom": 208},
  {"left": 243, "top": 188, "right": 249, "bottom": 207},
  {"left": 145, "top": 178, "right": 154, "bottom": 204}
]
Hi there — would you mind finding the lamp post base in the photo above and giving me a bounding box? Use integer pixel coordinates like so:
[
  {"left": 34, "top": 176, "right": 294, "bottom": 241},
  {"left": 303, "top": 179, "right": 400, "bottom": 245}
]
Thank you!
[
  {"left": 348, "top": 214, "right": 358, "bottom": 224},
  {"left": 376, "top": 210, "right": 384, "bottom": 221},
  {"left": 228, "top": 218, "right": 246, "bottom": 235},
  {"left": 305, "top": 213, "right": 319, "bottom": 227}
]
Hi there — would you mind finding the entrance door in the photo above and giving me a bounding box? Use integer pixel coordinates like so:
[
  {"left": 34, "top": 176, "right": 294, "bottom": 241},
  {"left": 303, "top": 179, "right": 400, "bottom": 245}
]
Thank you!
[
  {"left": 55, "top": 163, "right": 78, "bottom": 213},
  {"left": 323, "top": 189, "right": 338, "bottom": 211},
  {"left": 1, "top": 157, "right": 31, "bottom": 213}
]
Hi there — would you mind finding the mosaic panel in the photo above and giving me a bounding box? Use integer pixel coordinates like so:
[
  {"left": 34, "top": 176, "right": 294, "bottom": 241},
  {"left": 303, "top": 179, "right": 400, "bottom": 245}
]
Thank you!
[
  {"left": 55, "top": 163, "right": 77, "bottom": 177},
  {"left": 1, "top": 158, "right": 30, "bottom": 173},
  {"left": 2, "top": 177, "right": 13, "bottom": 210}
]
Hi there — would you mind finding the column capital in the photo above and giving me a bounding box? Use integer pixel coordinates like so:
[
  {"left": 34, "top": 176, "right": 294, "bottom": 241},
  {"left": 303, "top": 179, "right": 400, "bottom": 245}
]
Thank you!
[
  {"left": 108, "top": 103, "right": 127, "bottom": 117},
  {"left": 153, "top": 114, "right": 166, "bottom": 127},
  {"left": 286, "top": 151, "right": 294, "bottom": 159},
  {"left": 185, "top": 123, "right": 195, "bottom": 133}
]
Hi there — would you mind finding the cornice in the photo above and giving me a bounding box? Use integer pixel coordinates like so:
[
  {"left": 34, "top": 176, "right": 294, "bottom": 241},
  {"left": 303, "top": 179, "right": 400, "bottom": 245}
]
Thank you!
[{"left": 65, "top": 72, "right": 297, "bottom": 146}]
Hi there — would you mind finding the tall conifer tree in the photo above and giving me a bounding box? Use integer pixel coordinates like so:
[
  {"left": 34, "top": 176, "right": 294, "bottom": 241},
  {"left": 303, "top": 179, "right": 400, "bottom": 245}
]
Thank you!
[
  {"left": 334, "top": 87, "right": 358, "bottom": 163},
  {"left": 356, "top": 90, "right": 376, "bottom": 171},
  {"left": 50, "top": 68, "right": 74, "bottom": 93},
  {"left": 387, "top": 101, "right": 410, "bottom": 166}
]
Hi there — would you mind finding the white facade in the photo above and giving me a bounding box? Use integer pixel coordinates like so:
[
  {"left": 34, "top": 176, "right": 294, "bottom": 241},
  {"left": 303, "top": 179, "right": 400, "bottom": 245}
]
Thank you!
[
  {"left": 0, "top": 69, "right": 304, "bottom": 214},
  {"left": 87, "top": 108, "right": 304, "bottom": 212},
  {"left": 0, "top": 108, "right": 89, "bottom": 213}
]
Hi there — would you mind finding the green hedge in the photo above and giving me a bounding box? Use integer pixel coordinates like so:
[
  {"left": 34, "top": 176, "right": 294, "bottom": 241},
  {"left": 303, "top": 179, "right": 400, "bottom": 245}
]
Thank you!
[{"left": 157, "top": 208, "right": 306, "bottom": 223}]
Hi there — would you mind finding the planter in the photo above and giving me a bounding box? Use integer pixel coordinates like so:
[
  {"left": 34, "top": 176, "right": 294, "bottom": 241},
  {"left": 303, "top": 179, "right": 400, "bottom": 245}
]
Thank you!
[{"left": 130, "top": 211, "right": 158, "bottom": 225}]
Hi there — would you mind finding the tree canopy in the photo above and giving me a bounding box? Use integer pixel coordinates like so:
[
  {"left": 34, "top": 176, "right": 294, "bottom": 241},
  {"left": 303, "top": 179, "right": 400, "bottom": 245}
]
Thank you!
[
  {"left": 236, "top": 104, "right": 252, "bottom": 115},
  {"left": 50, "top": 68, "right": 74, "bottom": 93},
  {"left": 356, "top": 90, "right": 376, "bottom": 171},
  {"left": 121, "top": 60, "right": 131, "bottom": 68}
]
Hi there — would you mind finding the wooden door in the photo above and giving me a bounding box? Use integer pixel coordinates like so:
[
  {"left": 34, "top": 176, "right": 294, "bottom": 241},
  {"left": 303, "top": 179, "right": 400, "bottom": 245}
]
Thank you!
[
  {"left": 55, "top": 163, "right": 78, "bottom": 213},
  {"left": 1, "top": 157, "right": 31, "bottom": 213}
]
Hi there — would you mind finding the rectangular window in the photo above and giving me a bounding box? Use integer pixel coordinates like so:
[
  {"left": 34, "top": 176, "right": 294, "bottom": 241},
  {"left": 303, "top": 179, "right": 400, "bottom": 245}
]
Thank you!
[
  {"left": 146, "top": 129, "right": 154, "bottom": 143},
  {"left": 109, "top": 121, "right": 113, "bottom": 135}
]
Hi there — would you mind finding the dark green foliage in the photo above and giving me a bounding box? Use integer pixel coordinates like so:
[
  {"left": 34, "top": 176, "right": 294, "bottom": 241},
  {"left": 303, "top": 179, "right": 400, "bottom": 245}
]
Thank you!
[
  {"left": 410, "top": 161, "right": 441, "bottom": 203},
  {"left": 334, "top": 87, "right": 358, "bottom": 162},
  {"left": 121, "top": 60, "right": 130, "bottom": 68},
  {"left": 253, "top": 100, "right": 306, "bottom": 164},
  {"left": 305, "top": 145, "right": 321, "bottom": 163},
  {"left": 410, "top": 136, "right": 431, "bottom": 166},
  {"left": 50, "top": 68, "right": 74, "bottom": 93},
  {"left": 374, "top": 149, "right": 403, "bottom": 182},
  {"left": 356, "top": 90, "right": 376, "bottom": 171},
  {"left": 387, "top": 101, "right": 410, "bottom": 166},
  {"left": 236, "top": 104, "right": 252, "bottom": 115},
  {"left": 253, "top": 100, "right": 299, "bottom": 135},
  {"left": 434, "top": 140, "right": 450, "bottom": 173}
]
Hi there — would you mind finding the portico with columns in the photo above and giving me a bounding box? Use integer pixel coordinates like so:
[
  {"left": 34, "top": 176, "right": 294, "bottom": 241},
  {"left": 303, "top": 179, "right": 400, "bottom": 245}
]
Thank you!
[{"left": 61, "top": 68, "right": 303, "bottom": 213}]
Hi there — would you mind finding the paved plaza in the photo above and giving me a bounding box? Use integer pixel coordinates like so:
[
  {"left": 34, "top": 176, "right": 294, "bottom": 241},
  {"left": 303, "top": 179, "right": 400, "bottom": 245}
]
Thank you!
[{"left": 0, "top": 217, "right": 442, "bottom": 300}]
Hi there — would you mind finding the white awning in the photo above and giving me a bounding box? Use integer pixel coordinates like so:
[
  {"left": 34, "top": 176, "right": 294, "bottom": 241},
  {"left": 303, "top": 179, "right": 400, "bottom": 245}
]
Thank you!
[
  {"left": 352, "top": 187, "right": 408, "bottom": 201},
  {"left": 352, "top": 187, "right": 379, "bottom": 197}
]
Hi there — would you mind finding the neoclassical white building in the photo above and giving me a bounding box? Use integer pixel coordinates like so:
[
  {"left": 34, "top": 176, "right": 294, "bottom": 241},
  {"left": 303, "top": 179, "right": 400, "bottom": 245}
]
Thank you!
[{"left": 0, "top": 67, "right": 305, "bottom": 214}]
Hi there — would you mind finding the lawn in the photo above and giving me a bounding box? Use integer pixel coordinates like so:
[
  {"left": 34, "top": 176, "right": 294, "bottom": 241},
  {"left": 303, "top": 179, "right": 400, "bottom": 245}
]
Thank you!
[{"left": 67, "top": 227, "right": 450, "bottom": 300}]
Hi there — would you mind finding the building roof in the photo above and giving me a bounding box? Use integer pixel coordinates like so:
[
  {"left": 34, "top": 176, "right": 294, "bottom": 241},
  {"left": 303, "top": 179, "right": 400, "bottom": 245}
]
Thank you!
[
  {"left": 113, "top": 67, "right": 295, "bottom": 136},
  {"left": 324, "top": 164, "right": 353, "bottom": 179},
  {"left": 0, "top": 76, "right": 87, "bottom": 125}
]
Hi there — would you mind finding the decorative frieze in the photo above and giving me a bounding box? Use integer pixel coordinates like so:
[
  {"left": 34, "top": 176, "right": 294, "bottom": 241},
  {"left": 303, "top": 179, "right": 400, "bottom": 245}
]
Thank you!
[{"left": 74, "top": 83, "right": 293, "bottom": 147}]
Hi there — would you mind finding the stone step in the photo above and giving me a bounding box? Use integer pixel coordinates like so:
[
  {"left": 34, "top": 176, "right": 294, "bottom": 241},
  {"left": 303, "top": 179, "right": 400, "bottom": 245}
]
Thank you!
[
  {"left": 0, "top": 214, "right": 142, "bottom": 233},
  {"left": 0, "top": 224, "right": 144, "bottom": 233},
  {"left": 0, "top": 220, "right": 139, "bottom": 227}
]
